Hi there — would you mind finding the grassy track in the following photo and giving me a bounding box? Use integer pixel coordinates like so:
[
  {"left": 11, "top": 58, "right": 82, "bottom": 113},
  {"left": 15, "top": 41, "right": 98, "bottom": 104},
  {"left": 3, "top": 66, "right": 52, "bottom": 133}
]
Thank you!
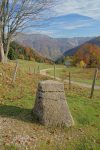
[{"left": 0, "top": 60, "right": 100, "bottom": 150}]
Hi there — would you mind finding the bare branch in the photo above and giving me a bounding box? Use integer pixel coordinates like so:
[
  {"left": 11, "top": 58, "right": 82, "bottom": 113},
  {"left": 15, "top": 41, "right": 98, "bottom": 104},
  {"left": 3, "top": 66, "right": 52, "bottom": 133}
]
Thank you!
[{"left": 0, "top": 0, "right": 54, "bottom": 57}]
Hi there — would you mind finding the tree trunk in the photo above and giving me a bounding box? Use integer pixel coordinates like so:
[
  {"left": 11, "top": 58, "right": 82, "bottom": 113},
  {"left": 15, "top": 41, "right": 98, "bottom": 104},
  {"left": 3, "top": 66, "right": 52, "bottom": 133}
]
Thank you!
[
  {"left": 4, "top": 38, "right": 10, "bottom": 63},
  {"left": 0, "top": 27, "right": 5, "bottom": 63},
  {"left": 5, "top": 38, "right": 10, "bottom": 57},
  {"left": 0, "top": 39, "right": 10, "bottom": 64},
  {"left": 0, "top": 38, "right": 11, "bottom": 63},
  {"left": 0, "top": 40, "right": 5, "bottom": 63}
]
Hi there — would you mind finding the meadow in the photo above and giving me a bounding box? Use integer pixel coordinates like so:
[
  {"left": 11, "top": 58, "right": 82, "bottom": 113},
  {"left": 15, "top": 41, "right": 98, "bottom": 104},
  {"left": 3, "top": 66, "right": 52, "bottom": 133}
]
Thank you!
[
  {"left": 47, "top": 67, "right": 100, "bottom": 86},
  {"left": 0, "top": 60, "right": 100, "bottom": 150}
]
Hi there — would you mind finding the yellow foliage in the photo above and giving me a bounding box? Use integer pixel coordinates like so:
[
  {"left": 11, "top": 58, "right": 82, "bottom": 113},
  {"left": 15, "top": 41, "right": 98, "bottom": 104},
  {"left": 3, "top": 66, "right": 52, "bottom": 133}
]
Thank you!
[{"left": 79, "top": 60, "right": 86, "bottom": 68}]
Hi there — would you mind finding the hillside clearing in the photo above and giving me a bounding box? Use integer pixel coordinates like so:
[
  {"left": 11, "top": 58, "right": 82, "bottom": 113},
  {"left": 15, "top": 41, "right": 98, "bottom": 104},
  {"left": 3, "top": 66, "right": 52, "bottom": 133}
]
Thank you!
[{"left": 0, "top": 60, "right": 100, "bottom": 150}]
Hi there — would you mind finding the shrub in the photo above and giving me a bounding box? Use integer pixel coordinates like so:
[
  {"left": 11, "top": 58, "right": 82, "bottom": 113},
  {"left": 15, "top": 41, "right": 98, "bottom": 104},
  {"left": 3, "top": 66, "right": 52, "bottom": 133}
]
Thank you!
[
  {"left": 8, "top": 48, "right": 18, "bottom": 60},
  {"left": 19, "top": 54, "right": 24, "bottom": 60}
]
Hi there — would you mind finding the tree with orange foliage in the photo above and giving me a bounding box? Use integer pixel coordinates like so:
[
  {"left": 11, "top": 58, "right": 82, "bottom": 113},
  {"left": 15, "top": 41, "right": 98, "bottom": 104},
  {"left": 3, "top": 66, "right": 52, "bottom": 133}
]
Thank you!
[{"left": 73, "top": 43, "right": 100, "bottom": 67}]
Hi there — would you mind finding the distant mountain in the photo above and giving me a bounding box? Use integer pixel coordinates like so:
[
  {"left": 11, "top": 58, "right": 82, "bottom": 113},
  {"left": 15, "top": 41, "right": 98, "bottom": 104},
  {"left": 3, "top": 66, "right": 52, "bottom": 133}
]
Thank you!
[
  {"left": 88, "top": 36, "right": 100, "bottom": 46},
  {"left": 56, "top": 36, "right": 100, "bottom": 63},
  {"left": 15, "top": 33, "right": 92, "bottom": 60},
  {"left": 63, "top": 36, "right": 100, "bottom": 56}
]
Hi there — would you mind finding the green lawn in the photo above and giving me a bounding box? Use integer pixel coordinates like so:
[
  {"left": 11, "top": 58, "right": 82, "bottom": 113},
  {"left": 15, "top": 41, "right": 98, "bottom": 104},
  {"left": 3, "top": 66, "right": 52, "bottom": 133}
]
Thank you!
[{"left": 0, "top": 60, "right": 100, "bottom": 150}]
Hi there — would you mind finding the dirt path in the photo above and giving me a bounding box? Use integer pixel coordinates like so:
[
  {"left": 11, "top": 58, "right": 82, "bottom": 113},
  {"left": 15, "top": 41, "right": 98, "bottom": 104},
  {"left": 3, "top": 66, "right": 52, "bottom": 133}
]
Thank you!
[{"left": 40, "top": 68, "right": 100, "bottom": 90}]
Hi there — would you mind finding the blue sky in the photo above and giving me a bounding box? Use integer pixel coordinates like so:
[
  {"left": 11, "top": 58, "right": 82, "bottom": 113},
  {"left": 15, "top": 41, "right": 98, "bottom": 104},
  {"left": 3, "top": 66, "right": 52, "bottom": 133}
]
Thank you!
[{"left": 26, "top": 0, "right": 100, "bottom": 38}]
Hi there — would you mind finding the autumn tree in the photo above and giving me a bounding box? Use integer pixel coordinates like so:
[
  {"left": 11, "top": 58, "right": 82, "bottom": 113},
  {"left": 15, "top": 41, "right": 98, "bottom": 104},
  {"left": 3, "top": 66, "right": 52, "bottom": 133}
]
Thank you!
[
  {"left": 73, "top": 43, "right": 100, "bottom": 67},
  {"left": 0, "top": 0, "right": 53, "bottom": 63},
  {"left": 79, "top": 60, "right": 86, "bottom": 68}
]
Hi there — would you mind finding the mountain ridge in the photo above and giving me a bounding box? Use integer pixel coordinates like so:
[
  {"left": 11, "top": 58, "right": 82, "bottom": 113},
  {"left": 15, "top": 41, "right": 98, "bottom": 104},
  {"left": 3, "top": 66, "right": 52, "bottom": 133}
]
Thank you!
[
  {"left": 63, "top": 36, "right": 100, "bottom": 56},
  {"left": 15, "top": 33, "right": 93, "bottom": 60}
]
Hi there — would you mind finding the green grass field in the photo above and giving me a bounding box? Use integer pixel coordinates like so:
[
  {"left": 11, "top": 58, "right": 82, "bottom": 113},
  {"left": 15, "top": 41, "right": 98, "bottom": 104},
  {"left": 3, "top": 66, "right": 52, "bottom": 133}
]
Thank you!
[
  {"left": 47, "top": 67, "right": 100, "bottom": 86},
  {"left": 0, "top": 60, "right": 100, "bottom": 150},
  {"left": 17, "top": 59, "right": 64, "bottom": 73}
]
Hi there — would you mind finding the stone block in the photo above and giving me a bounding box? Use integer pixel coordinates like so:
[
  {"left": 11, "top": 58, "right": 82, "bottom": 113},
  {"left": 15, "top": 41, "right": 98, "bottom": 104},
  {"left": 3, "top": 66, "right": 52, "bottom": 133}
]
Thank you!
[{"left": 33, "top": 80, "right": 74, "bottom": 127}]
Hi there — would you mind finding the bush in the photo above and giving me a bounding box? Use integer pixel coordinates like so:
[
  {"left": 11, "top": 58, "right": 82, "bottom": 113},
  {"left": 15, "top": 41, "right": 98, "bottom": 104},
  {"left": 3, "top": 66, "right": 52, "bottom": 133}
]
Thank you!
[
  {"left": 8, "top": 48, "right": 18, "bottom": 60},
  {"left": 79, "top": 60, "right": 86, "bottom": 68},
  {"left": 19, "top": 54, "right": 24, "bottom": 60}
]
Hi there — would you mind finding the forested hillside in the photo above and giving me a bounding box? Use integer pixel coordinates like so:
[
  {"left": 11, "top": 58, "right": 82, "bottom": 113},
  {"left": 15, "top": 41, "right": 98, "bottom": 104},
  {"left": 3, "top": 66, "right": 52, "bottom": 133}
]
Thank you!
[
  {"left": 73, "top": 43, "right": 100, "bottom": 67},
  {"left": 8, "top": 42, "right": 53, "bottom": 64}
]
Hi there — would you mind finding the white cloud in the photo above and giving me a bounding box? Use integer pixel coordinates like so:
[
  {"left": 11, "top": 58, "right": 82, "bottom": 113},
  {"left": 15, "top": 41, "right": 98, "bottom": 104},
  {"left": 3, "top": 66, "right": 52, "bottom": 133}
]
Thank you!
[
  {"left": 52, "top": 0, "right": 100, "bottom": 19},
  {"left": 63, "top": 22, "right": 91, "bottom": 30},
  {"left": 26, "top": 30, "right": 55, "bottom": 36},
  {"left": 22, "top": 0, "right": 100, "bottom": 37}
]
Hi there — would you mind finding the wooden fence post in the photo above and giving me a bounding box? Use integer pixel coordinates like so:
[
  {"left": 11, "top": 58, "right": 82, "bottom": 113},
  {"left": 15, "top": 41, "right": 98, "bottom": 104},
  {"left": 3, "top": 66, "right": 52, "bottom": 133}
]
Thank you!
[
  {"left": 54, "top": 64, "right": 56, "bottom": 80},
  {"left": 38, "top": 65, "right": 40, "bottom": 74},
  {"left": 90, "top": 68, "right": 98, "bottom": 99},
  {"left": 34, "top": 68, "right": 35, "bottom": 74},
  {"left": 69, "top": 72, "right": 71, "bottom": 90},
  {"left": 12, "top": 61, "right": 18, "bottom": 83},
  {"left": 18, "top": 67, "right": 21, "bottom": 77},
  {"left": 29, "top": 66, "right": 31, "bottom": 74}
]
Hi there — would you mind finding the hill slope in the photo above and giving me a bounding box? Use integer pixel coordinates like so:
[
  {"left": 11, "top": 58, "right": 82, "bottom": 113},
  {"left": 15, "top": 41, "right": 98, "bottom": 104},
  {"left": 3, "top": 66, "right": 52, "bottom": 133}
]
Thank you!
[
  {"left": 15, "top": 33, "right": 92, "bottom": 60},
  {"left": 63, "top": 36, "right": 100, "bottom": 57},
  {"left": 0, "top": 60, "right": 100, "bottom": 149},
  {"left": 73, "top": 43, "right": 100, "bottom": 67},
  {"left": 9, "top": 42, "right": 53, "bottom": 63}
]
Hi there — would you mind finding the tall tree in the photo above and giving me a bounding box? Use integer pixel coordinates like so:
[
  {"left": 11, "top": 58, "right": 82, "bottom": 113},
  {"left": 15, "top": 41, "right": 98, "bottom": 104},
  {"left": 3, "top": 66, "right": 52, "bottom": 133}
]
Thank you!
[
  {"left": 0, "top": 0, "right": 53, "bottom": 63},
  {"left": 0, "top": 1, "right": 5, "bottom": 63}
]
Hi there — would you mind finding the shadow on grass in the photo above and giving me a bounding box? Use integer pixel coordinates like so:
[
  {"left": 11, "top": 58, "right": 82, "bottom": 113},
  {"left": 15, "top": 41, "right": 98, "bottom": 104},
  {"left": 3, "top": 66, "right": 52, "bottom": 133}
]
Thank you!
[{"left": 0, "top": 105, "right": 38, "bottom": 124}]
